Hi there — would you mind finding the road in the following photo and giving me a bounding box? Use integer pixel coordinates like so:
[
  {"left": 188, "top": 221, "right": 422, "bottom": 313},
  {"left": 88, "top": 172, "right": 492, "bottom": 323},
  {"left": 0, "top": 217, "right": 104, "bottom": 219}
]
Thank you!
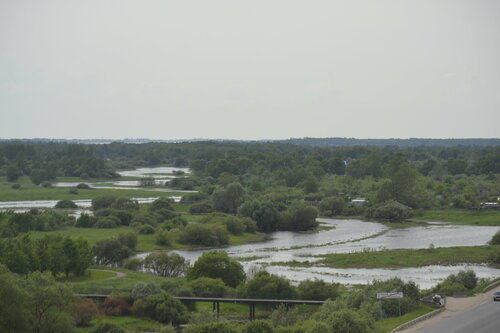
[
  {"left": 419, "top": 298, "right": 500, "bottom": 333},
  {"left": 400, "top": 291, "right": 500, "bottom": 333}
]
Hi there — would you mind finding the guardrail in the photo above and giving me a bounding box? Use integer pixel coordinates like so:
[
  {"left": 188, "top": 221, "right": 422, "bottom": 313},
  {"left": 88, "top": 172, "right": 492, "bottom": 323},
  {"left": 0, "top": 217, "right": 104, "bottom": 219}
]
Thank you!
[{"left": 391, "top": 307, "right": 445, "bottom": 332}]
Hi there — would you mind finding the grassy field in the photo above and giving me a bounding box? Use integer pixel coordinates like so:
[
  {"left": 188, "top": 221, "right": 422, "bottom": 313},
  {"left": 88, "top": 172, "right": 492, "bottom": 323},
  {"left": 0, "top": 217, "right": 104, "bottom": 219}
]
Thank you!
[
  {"left": 29, "top": 226, "right": 266, "bottom": 252},
  {"left": 273, "top": 246, "right": 499, "bottom": 269},
  {"left": 0, "top": 177, "right": 185, "bottom": 202},
  {"left": 59, "top": 269, "right": 117, "bottom": 283},
  {"left": 371, "top": 305, "right": 436, "bottom": 333},
  {"left": 68, "top": 266, "right": 171, "bottom": 294},
  {"left": 413, "top": 209, "right": 500, "bottom": 226}
]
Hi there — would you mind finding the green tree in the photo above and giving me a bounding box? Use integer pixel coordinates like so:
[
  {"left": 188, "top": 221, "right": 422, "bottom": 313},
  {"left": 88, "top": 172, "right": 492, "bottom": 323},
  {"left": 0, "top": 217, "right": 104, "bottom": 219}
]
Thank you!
[
  {"left": 190, "top": 277, "right": 226, "bottom": 298},
  {"left": 298, "top": 279, "right": 340, "bottom": 301},
  {"left": 372, "top": 200, "right": 413, "bottom": 221},
  {"left": 143, "top": 252, "right": 189, "bottom": 277},
  {"left": 55, "top": 200, "right": 77, "bottom": 209},
  {"left": 303, "top": 176, "right": 319, "bottom": 194},
  {"left": 240, "top": 271, "right": 296, "bottom": 299},
  {"left": 6, "top": 164, "right": 22, "bottom": 182},
  {"left": 188, "top": 251, "right": 245, "bottom": 288},
  {"left": 143, "top": 292, "right": 189, "bottom": 325},
  {"left": 25, "top": 271, "right": 75, "bottom": 333},
  {"left": 131, "top": 281, "right": 162, "bottom": 300},
  {"left": 212, "top": 182, "right": 245, "bottom": 213},
  {"left": 378, "top": 154, "right": 419, "bottom": 207},
  {"left": 319, "top": 197, "right": 345, "bottom": 216},
  {"left": 327, "top": 309, "right": 370, "bottom": 333},
  {"left": 281, "top": 202, "right": 318, "bottom": 231},
  {"left": 118, "top": 232, "right": 138, "bottom": 250},
  {"left": 93, "top": 238, "right": 132, "bottom": 266},
  {"left": 0, "top": 264, "right": 30, "bottom": 333}
]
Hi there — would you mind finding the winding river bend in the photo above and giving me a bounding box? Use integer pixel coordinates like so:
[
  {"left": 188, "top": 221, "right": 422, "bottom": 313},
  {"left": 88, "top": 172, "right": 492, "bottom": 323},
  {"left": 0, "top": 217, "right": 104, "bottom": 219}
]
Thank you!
[
  {"left": 152, "top": 218, "right": 500, "bottom": 289},
  {"left": 1, "top": 166, "right": 498, "bottom": 288}
]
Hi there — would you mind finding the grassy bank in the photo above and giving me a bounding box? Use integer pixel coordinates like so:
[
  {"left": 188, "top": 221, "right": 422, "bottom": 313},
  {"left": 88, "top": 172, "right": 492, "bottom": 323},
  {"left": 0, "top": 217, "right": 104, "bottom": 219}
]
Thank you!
[
  {"left": 68, "top": 266, "right": 169, "bottom": 294},
  {"left": 273, "top": 246, "right": 499, "bottom": 269},
  {"left": 371, "top": 305, "right": 436, "bottom": 333},
  {"left": 29, "top": 226, "right": 266, "bottom": 252},
  {"left": 413, "top": 209, "right": 500, "bottom": 226}
]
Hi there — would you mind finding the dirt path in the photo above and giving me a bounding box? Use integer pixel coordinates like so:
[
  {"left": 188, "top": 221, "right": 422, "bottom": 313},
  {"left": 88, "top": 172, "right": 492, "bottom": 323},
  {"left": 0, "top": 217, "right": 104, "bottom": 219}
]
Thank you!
[
  {"left": 91, "top": 269, "right": 127, "bottom": 280},
  {"left": 400, "top": 292, "right": 495, "bottom": 333}
]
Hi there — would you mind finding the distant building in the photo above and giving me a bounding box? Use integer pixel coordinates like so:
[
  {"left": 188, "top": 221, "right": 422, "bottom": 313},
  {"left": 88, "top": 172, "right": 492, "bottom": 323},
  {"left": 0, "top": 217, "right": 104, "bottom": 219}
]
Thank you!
[{"left": 351, "top": 198, "right": 367, "bottom": 206}]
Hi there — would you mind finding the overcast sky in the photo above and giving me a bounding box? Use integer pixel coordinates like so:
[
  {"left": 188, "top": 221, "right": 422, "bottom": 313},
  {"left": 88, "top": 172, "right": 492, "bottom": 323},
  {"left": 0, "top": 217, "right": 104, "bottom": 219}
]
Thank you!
[{"left": 1, "top": 0, "right": 499, "bottom": 140}]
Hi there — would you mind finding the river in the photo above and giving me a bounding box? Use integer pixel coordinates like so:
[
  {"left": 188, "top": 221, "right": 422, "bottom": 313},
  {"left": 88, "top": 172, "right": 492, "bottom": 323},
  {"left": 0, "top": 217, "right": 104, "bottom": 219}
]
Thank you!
[
  {"left": 1, "top": 166, "right": 498, "bottom": 288},
  {"left": 138, "top": 218, "right": 500, "bottom": 289}
]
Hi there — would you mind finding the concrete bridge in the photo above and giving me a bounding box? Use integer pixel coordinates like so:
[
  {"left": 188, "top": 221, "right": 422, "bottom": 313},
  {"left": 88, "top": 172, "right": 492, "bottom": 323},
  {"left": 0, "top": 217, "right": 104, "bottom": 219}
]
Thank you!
[{"left": 78, "top": 294, "right": 325, "bottom": 320}]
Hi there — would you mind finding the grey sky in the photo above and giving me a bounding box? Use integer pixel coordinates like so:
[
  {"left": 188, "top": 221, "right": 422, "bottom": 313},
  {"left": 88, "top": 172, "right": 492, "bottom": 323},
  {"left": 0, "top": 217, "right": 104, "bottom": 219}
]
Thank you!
[{"left": 1, "top": 0, "right": 499, "bottom": 140}]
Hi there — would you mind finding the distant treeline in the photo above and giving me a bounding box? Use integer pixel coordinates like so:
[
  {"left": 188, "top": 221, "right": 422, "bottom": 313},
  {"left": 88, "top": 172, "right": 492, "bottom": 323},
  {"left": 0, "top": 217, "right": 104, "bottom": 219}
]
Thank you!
[
  {"left": 1, "top": 140, "right": 499, "bottom": 182},
  {"left": 0, "top": 143, "right": 118, "bottom": 183},
  {"left": 2, "top": 137, "right": 499, "bottom": 146},
  {"left": 282, "top": 137, "right": 500, "bottom": 147}
]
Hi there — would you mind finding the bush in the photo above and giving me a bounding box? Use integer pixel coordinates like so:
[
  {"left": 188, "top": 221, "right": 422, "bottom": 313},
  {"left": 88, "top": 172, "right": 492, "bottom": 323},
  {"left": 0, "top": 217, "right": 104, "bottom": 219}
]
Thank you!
[
  {"left": 118, "top": 232, "right": 138, "bottom": 250},
  {"left": 179, "top": 223, "right": 229, "bottom": 246},
  {"left": 90, "top": 322, "right": 126, "bottom": 333},
  {"left": 244, "top": 320, "right": 274, "bottom": 333},
  {"left": 132, "top": 281, "right": 162, "bottom": 300},
  {"left": 122, "top": 258, "right": 143, "bottom": 271},
  {"left": 305, "top": 322, "right": 331, "bottom": 333},
  {"left": 188, "top": 251, "right": 245, "bottom": 288},
  {"left": 436, "top": 281, "right": 465, "bottom": 296},
  {"left": 144, "top": 252, "right": 189, "bottom": 277},
  {"left": 68, "top": 188, "right": 79, "bottom": 195},
  {"left": 187, "top": 322, "right": 240, "bottom": 333},
  {"left": 76, "top": 183, "right": 91, "bottom": 189},
  {"left": 298, "top": 279, "right": 340, "bottom": 301},
  {"left": 112, "top": 198, "right": 140, "bottom": 211},
  {"left": 93, "top": 238, "right": 133, "bottom": 266},
  {"left": 75, "top": 213, "right": 96, "bottom": 228},
  {"left": 182, "top": 192, "right": 208, "bottom": 202},
  {"left": 95, "top": 216, "right": 121, "bottom": 228},
  {"left": 150, "top": 197, "right": 174, "bottom": 211},
  {"left": 271, "top": 305, "right": 301, "bottom": 327},
  {"left": 137, "top": 224, "right": 156, "bottom": 234},
  {"left": 113, "top": 210, "right": 134, "bottom": 225},
  {"left": 155, "top": 230, "right": 171, "bottom": 246},
  {"left": 280, "top": 203, "right": 318, "bottom": 231},
  {"left": 131, "top": 212, "right": 158, "bottom": 226},
  {"left": 144, "top": 292, "right": 189, "bottom": 325},
  {"left": 373, "top": 200, "right": 413, "bottom": 221},
  {"left": 11, "top": 183, "right": 21, "bottom": 189},
  {"left": 100, "top": 297, "right": 131, "bottom": 316},
  {"left": 92, "top": 196, "right": 117, "bottom": 210},
  {"left": 241, "top": 271, "right": 296, "bottom": 299},
  {"left": 161, "top": 216, "right": 188, "bottom": 230},
  {"left": 190, "top": 277, "right": 226, "bottom": 298},
  {"left": 70, "top": 299, "right": 99, "bottom": 327},
  {"left": 445, "top": 269, "right": 478, "bottom": 290},
  {"left": 319, "top": 197, "right": 345, "bottom": 216},
  {"left": 55, "top": 199, "right": 77, "bottom": 209},
  {"left": 489, "top": 248, "right": 500, "bottom": 264},
  {"left": 327, "top": 309, "right": 370, "bottom": 333},
  {"left": 189, "top": 202, "right": 213, "bottom": 214},
  {"left": 490, "top": 231, "right": 500, "bottom": 245}
]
